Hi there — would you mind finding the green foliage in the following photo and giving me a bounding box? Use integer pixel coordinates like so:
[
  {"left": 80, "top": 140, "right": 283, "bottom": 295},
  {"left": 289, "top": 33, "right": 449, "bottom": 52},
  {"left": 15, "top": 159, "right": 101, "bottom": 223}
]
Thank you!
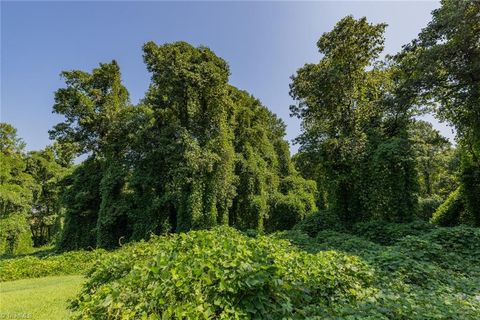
[
  {"left": 267, "top": 176, "right": 317, "bottom": 231},
  {"left": 398, "top": 0, "right": 480, "bottom": 226},
  {"left": 290, "top": 17, "right": 418, "bottom": 226},
  {"left": 68, "top": 225, "right": 480, "bottom": 319},
  {"left": 25, "top": 146, "right": 71, "bottom": 247},
  {"left": 0, "top": 123, "right": 33, "bottom": 255},
  {"left": 351, "top": 220, "right": 434, "bottom": 245},
  {"left": 0, "top": 250, "right": 105, "bottom": 282},
  {"left": 51, "top": 43, "right": 316, "bottom": 249},
  {"left": 71, "top": 227, "right": 374, "bottom": 319},
  {"left": 282, "top": 224, "right": 480, "bottom": 319},
  {"left": 418, "top": 195, "right": 443, "bottom": 221},
  {"left": 361, "top": 135, "right": 419, "bottom": 223},
  {"left": 460, "top": 154, "right": 480, "bottom": 226},
  {"left": 293, "top": 209, "right": 344, "bottom": 237},
  {"left": 58, "top": 158, "right": 103, "bottom": 251},
  {"left": 430, "top": 188, "right": 464, "bottom": 227},
  {"left": 409, "top": 120, "right": 459, "bottom": 199}
]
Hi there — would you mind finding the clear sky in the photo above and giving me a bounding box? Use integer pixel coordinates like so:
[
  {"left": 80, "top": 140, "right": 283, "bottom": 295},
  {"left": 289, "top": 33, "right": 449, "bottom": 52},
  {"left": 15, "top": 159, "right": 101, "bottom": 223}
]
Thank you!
[{"left": 1, "top": 1, "right": 453, "bottom": 153}]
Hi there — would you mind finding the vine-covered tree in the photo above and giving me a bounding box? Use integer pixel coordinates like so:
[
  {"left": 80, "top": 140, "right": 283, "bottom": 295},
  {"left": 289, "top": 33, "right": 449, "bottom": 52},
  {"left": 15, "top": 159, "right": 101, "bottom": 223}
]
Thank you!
[
  {"left": 52, "top": 42, "right": 317, "bottom": 250},
  {"left": 0, "top": 123, "right": 33, "bottom": 254},
  {"left": 397, "top": 0, "right": 480, "bottom": 226},
  {"left": 25, "top": 145, "right": 72, "bottom": 246},
  {"left": 290, "top": 16, "right": 418, "bottom": 225}
]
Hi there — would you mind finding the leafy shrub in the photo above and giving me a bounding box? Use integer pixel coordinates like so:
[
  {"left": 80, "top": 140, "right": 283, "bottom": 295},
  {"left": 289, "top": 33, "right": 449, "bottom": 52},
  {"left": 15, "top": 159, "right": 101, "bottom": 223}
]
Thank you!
[
  {"left": 268, "top": 194, "right": 306, "bottom": 231},
  {"left": 0, "top": 250, "right": 105, "bottom": 282},
  {"left": 71, "top": 227, "right": 374, "bottom": 319}
]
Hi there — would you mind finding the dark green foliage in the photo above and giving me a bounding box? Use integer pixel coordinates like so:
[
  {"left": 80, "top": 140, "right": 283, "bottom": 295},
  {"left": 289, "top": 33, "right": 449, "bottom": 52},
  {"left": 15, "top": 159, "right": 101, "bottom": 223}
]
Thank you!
[
  {"left": 57, "top": 158, "right": 103, "bottom": 251},
  {"left": 51, "top": 43, "right": 316, "bottom": 249},
  {"left": 293, "top": 209, "right": 344, "bottom": 237},
  {"left": 141, "top": 41, "right": 236, "bottom": 232},
  {"left": 25, "top": 146, "right": 71, "bottom": 247},
  {"left": 418, "top": 195, "right": 443, "bottom": 221},
  {"left": 267, "top": 176, "right": 317, "bottom": 231},
  {"left": 71, "top": 227, "right": 374, "bottom": 319},
  {"left": 409, "top": 120, "right": 459, "bottom": 199},
  {"left": 0, "top": 123, "right": 33, "bottom": 255},
  {"left": 361, "top": 135, "right": 419, "bottom": 223},
  {"left": 397, "top": 0, "right": 480, "bottom": 226},
  {"left": 281, "top": 223, "right": 480, "bottom": 319},
  {"left": 460, "top": 155, "right": 480, "bottom": 226}
]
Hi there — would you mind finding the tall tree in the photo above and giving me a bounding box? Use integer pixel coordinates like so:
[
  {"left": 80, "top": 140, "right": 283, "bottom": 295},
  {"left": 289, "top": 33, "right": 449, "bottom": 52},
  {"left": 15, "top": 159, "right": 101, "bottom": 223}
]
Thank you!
[
  {"left": 141, "top": 41, "right": 237, "bottom": 232},
  {"left": 398, "top": 0, "right": 480, "bottom": 225},
  {"left": 290, "top": 16, "right": 418, "bottom": 224},
  {"left": 51, "top": 61, "right": 133, "bottom": 248}
]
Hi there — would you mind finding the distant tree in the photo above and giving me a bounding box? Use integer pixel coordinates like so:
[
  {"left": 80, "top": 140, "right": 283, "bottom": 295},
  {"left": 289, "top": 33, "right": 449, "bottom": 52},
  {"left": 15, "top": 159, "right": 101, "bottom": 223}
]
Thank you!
[
  {"left": 25, "top": 146, "right": 71, "bottom": 246},
  {"left": 409, "top": 120, "right": 458, "bottom": 198},
  {"left": 57, "top": 158, "right": 103, "bottom": 251},
  {"left": 0, "top": 123, "right": 33, "bottom": 254}
]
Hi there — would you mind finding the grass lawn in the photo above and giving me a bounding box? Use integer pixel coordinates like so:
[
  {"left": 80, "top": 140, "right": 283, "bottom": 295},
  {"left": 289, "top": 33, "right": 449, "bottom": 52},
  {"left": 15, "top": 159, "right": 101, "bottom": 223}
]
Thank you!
[{"left": 0, "top": 275, "right": 84, "bottom": 320}]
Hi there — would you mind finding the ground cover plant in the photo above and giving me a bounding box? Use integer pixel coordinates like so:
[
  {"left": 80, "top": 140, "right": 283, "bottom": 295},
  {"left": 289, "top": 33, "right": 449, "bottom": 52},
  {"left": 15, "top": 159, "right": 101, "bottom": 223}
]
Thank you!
[
  {"left": 67, "top": 225, "right": 480, "bottom": 319},
  {"left": 0, "top": 250, "right": 105, "bottom": 282}
]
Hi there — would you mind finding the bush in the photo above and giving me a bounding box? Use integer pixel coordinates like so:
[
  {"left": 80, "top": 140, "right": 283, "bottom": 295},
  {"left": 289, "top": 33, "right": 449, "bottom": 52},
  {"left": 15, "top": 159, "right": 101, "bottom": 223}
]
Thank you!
[
  {"left": 0, "top": 250, "right": 105, "bottom": 282},
  {"left": 71, "top": 227, "right": 374, "bottom": 319},
  {"left": 268, "top": 194, "right": 308, "bottom": 231},
  {"left": 315, "top": 230, "right": 384, "bottom": 258}
]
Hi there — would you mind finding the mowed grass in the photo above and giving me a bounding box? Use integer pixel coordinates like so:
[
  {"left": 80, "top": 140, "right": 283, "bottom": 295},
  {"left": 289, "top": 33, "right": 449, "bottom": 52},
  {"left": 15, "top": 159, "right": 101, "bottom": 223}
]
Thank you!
[{"left": 0, "top": 275, "right": 84, "bottom": 320}]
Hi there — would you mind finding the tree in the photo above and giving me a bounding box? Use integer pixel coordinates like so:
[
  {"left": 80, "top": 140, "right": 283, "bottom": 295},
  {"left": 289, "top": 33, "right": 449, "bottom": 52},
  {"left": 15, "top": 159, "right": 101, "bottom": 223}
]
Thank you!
[
  {"left": 25, "top": 146, "right": 71, "bottom": 246},
  {"left": 398, "top": 0, "right": 480, "bottom": 225},
  {"left": 51, "top": 42, "right": 317, "bottom": 250},
  {"left": 57, "top": 158, "right": 103, "bottom": 251},
  {"left": 290, "top": 16, "right": 418, "bottom": 225},
  {"left": 409, "top": 120, "right": 458, "bottom": 197},
  {"left": 50, "top": 61, "right": 134, "bottom": 248},
  {"left": 0, "top": 123, "right": 33, "bottom": 254},
  {"left": 229, "top": 87, "right": 317, "bottom": 232},
  {"left": 140, "top": 41, "right": 237, "bottom": 232}
]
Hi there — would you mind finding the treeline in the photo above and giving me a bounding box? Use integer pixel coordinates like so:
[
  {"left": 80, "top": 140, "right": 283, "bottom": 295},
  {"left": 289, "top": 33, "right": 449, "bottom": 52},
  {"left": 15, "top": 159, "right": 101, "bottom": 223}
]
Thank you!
[
  {"left": 1, "top": 0, "right": 478, "bottom": 254},
  {"left": 0, "top": 125, "right": 74, "bottom": 253}
]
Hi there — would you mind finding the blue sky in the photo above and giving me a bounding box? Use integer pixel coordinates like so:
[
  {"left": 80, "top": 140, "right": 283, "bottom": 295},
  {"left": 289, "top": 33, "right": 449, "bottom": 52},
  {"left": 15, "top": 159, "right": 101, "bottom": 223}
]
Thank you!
[{"left": 1, "top": 1, "right": 453, "bottom": 153}]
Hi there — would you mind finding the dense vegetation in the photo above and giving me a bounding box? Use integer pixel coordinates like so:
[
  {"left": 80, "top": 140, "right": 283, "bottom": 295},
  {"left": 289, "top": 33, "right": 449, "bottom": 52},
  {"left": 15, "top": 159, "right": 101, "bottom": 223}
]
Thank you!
[
  {"left": 1, "top": 0, "right": 479, "bottom": 318},
  {"left": 4, "top": 225, "right": 474, "bottom": 319}
]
